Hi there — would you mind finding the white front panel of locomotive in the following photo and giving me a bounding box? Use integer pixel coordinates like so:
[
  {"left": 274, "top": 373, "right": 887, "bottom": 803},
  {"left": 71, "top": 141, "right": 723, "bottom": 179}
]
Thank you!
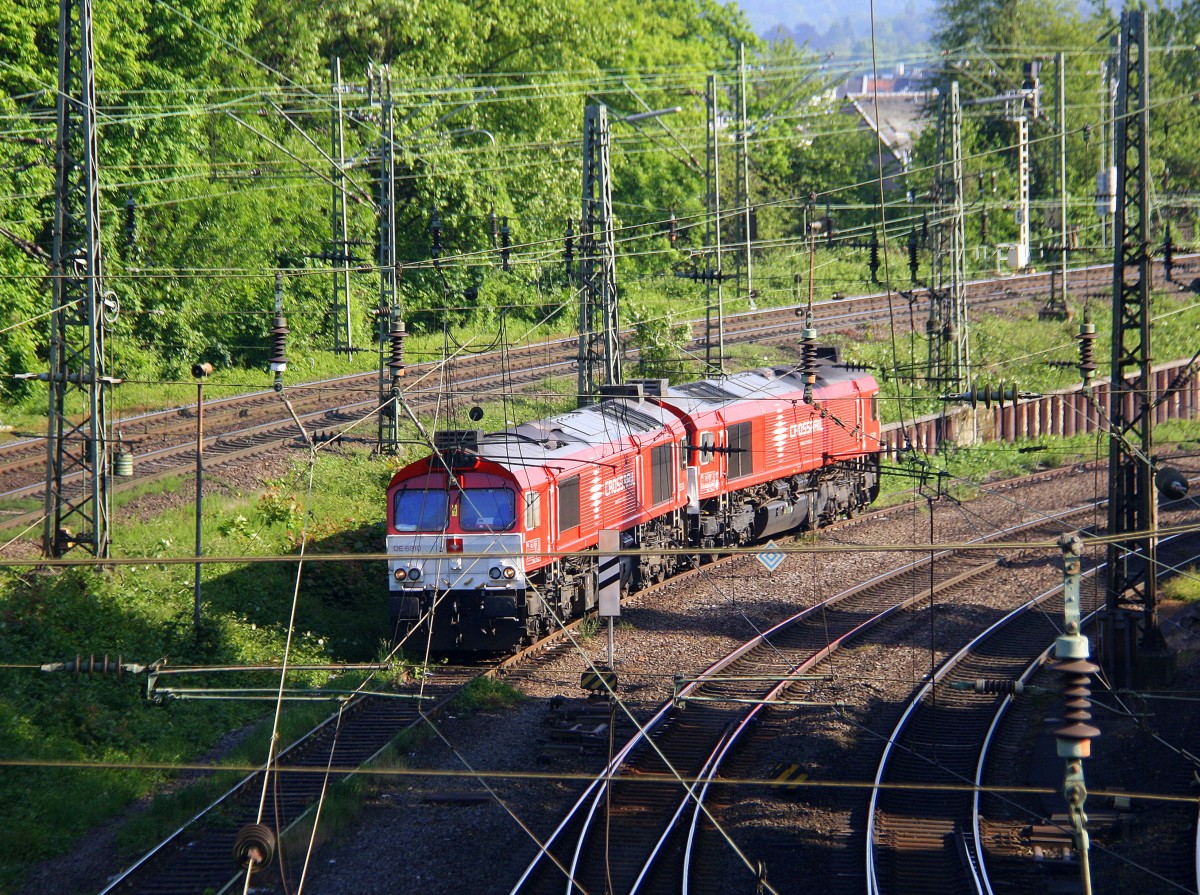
[{"left": 386, "top": 534, "right": 526, "bottom": 591}]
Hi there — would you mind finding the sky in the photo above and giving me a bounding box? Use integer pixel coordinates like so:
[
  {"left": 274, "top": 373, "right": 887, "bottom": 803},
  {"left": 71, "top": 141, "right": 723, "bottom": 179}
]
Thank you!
[{"left": 732, "top": 0, "right": 931, "bottom": 34}]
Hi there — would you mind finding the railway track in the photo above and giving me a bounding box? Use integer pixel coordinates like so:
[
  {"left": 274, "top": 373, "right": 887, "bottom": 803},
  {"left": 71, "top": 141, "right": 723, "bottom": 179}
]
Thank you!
[
  {"left": 4, "top": 256, "right": 1195, "bottom": 541},
  {"left": 92, "top": 474, "right": 1066, "bottom": 895},
  {"left": 97, "top": 610, "right": 596, "bottom": 895},
  {"left": 97, "top": 667, "right": 477, "bottom": 895},
  {"left": 506, "top": 504, "right": 1104, "bottom": 895},
  {"left": 33, "top": 464, "right": 1191, "bottom": 895},
  {"left": 868, "top": 524, "right": 1200, "bottom": 895}
]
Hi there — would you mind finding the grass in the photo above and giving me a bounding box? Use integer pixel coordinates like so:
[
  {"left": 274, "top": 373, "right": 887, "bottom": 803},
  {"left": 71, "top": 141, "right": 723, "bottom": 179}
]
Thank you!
[
  {"left": 0, "top": 445, "right": 400, "bottom": 888},
  {"left": 114, "top": 699, "right": 335, "bottom": 852},
  {"left": 449, "top": 676, "right": 525, "bottom": 713},
  {"left": 1162, "top": 567, "right": 1200, "bottom": 604},
  {"left": 576, "top": 615, "right": 601, "bottom": 641}
]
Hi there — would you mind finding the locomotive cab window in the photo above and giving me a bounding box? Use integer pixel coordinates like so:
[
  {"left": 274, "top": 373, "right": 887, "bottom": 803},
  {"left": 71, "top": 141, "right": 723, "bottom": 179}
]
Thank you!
[
  {"left": 651, "top": 443, "right": 674, "bottom": 505},
  {"left": 727, "top": 422, "right": 753, "bottom": 479},
  {"left": 699, "top": 432, "right": 715, "bottom": 464},
  {"left": 394, "top": 489, "right": 449, "bottom": 531},
  {"left": 871, "top": 395, "right": 879, "bottom": 421},
  {"left": 523, "top": 491, "right": 541, "bottom": 530},
  {"left": 459, "top": 488, "right": 516, "bottom": 531},
  {"left": 558, "top": 475, "right": 581, "bottom": 533}
]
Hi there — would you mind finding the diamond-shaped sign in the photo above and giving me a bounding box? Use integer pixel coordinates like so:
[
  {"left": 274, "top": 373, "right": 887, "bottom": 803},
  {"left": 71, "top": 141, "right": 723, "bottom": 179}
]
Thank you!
[{"left": 757, "top": 540, "right": 786, "bottom": 572}]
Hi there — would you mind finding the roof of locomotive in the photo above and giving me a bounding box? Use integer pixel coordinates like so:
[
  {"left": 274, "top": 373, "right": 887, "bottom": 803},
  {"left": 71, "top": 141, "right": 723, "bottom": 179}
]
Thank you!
[
  {"left": 391, "top": 357, "right": 877, "bottom": 491},
  {"left": 657, "top": 359, "right": 874, "bottom": 417},
  {"left": 461, "top": 397, "right": 682, "bottom": 486}
]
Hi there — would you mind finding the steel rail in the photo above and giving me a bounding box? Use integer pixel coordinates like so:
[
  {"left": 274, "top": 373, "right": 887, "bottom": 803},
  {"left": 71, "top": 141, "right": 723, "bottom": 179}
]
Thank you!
[
  {"left": 862, "top": 576, "right": 1091, "bottom": 895},
  {"left": 507, "top": 503, "right": 1099, "bottom": 895},
  {"left": 970, "top": 523, "right": 1200, "bottom": 895},
  {"left": 5, "top": 253, "right": 1190, "bottom": 475},
  {"left": 96, "top": 669, "right": 476, "bottom": 895},
  {"left": 868, "top": 518, "right": 1200, "bottom": 895}
]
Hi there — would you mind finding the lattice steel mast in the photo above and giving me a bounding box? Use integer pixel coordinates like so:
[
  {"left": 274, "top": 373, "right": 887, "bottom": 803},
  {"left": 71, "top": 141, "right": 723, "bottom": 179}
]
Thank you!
[
  {"left": 1103, "top": 10, "right": 1166, "bottom": 688},
  {"left": 927, "top": 81, "right": 968, "bottom": 390},
  {"left": 576, "top": 103, "right": 621, "bottom": 406},
  {"left": 44, "top": 0, "right": 111, "bottom": 557}
]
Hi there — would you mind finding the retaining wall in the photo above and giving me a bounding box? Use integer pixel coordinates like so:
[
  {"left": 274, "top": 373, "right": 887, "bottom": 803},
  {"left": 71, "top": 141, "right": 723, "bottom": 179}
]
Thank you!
[{"left": 879, "top": 357, "right": 1200, "bottom": 459}]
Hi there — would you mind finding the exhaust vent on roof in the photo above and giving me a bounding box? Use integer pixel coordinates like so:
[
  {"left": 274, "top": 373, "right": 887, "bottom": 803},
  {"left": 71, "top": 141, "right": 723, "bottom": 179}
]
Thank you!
[
  {"left": 627, "top": 378, "right": 669, "bottom": 397},
  {"left": 599, "top": 383, "right": 644, "bottom": 402}
]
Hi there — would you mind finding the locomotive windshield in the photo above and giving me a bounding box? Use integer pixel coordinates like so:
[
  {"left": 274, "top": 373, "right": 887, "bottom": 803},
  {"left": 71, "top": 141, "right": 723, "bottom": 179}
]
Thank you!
[
  {"left": 459, "top": 488, "right": 517, "bottom": 531},
  {"left": 394, "top": 489, "right": 450, "bottom": 531}
]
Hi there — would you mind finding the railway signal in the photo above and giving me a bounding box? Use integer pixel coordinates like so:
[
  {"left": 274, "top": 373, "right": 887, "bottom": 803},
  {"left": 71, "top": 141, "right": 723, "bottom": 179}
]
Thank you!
[
  {"left": 430, "top": 206, "right": 443, "bottom": 260},
  {"left": 563, "top": 218, "right": 575, "bottom": 284},
  {"left": 867, "top": 229, "right": 880, "bottom": 284},
  {"left": 268, "top": 273, "right": 289, "bottom": 393},
  {"left": 500, "top": 216, "right": 512, "bottom": 271}
]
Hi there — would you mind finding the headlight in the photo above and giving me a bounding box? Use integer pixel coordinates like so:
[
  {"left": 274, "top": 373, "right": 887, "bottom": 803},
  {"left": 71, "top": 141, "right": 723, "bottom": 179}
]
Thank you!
[
  {"left": 489, "top": 566, "right": 502, "bottom": 580},
  {"left": 503, "top": 566, "right": 517, "bottom": 579},
  {"left": 393, "top": 568, "right": 407, "bottom": 581},
  {"left": 408, "top": 567, "right": 421, "bottom": 582}
]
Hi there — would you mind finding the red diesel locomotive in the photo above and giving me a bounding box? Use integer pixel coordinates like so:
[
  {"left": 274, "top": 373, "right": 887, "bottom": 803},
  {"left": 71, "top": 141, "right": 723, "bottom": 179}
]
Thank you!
[{"left": 385, "top": 355, "right": 882, "bottom": 651}]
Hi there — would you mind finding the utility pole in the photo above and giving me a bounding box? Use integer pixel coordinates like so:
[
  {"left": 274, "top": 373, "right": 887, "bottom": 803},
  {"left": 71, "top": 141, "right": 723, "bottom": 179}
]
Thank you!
[
  {"left": 1041, "top": 52, "right": 1072, "bottom": 320},
  {"left": 1096, "top": 34, "right": 1119, "bottom": 249},
  {"left": 576, "top": 103, "right": 621, "bottom": 406},
  {"left": 1057, "top": 52, "right": 1069, "bottom": 314},
  {"left": 329, "top": 57, "right": 354, "bottom": 356},
  {"left": 1015, "top": 118, "right": 1030, "bottom": 270},
  {"left": 927, "top": 81, "right": 968, "bottom": 391},
  {"left": 1103, "top": 10, "right": 1169, "bottom": 688},
  {"left": 671, "top": 75, "right": 727, "bottom": 373},
  {"left": 191, "top": 361, "right": 213, "bottom": 637},
  {"left": 374, "top": 65, "right": 402, "bottom": 449},
  {"left": 43, "top": 0, "right": 112, "bottom": 558},
  {"left": 704, "top": 74, "right": 725, "bottom": 373},
  {"left": 735, "top": 44, "right": 754, "bottom": 312},
  {"left": 1000, "top": 62, "right": 1039, "bottom": 271}
]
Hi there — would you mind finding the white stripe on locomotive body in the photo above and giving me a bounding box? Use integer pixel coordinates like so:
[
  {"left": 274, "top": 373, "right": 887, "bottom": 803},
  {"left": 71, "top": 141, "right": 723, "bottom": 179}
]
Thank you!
[{"left": 587, "top": 466, "right": 602, "bottom": 529}]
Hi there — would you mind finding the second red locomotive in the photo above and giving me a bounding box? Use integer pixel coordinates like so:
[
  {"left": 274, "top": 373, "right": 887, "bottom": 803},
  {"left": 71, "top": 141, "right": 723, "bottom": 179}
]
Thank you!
[{"left": 386, "top": 355, "right": 882, "bottom": 651}]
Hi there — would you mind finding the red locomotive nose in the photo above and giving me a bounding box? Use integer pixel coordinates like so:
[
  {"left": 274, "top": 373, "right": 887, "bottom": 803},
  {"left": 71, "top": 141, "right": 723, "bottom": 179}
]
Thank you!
[{"left": 446, "top": 537, "right": 464, "bottom": 554}]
